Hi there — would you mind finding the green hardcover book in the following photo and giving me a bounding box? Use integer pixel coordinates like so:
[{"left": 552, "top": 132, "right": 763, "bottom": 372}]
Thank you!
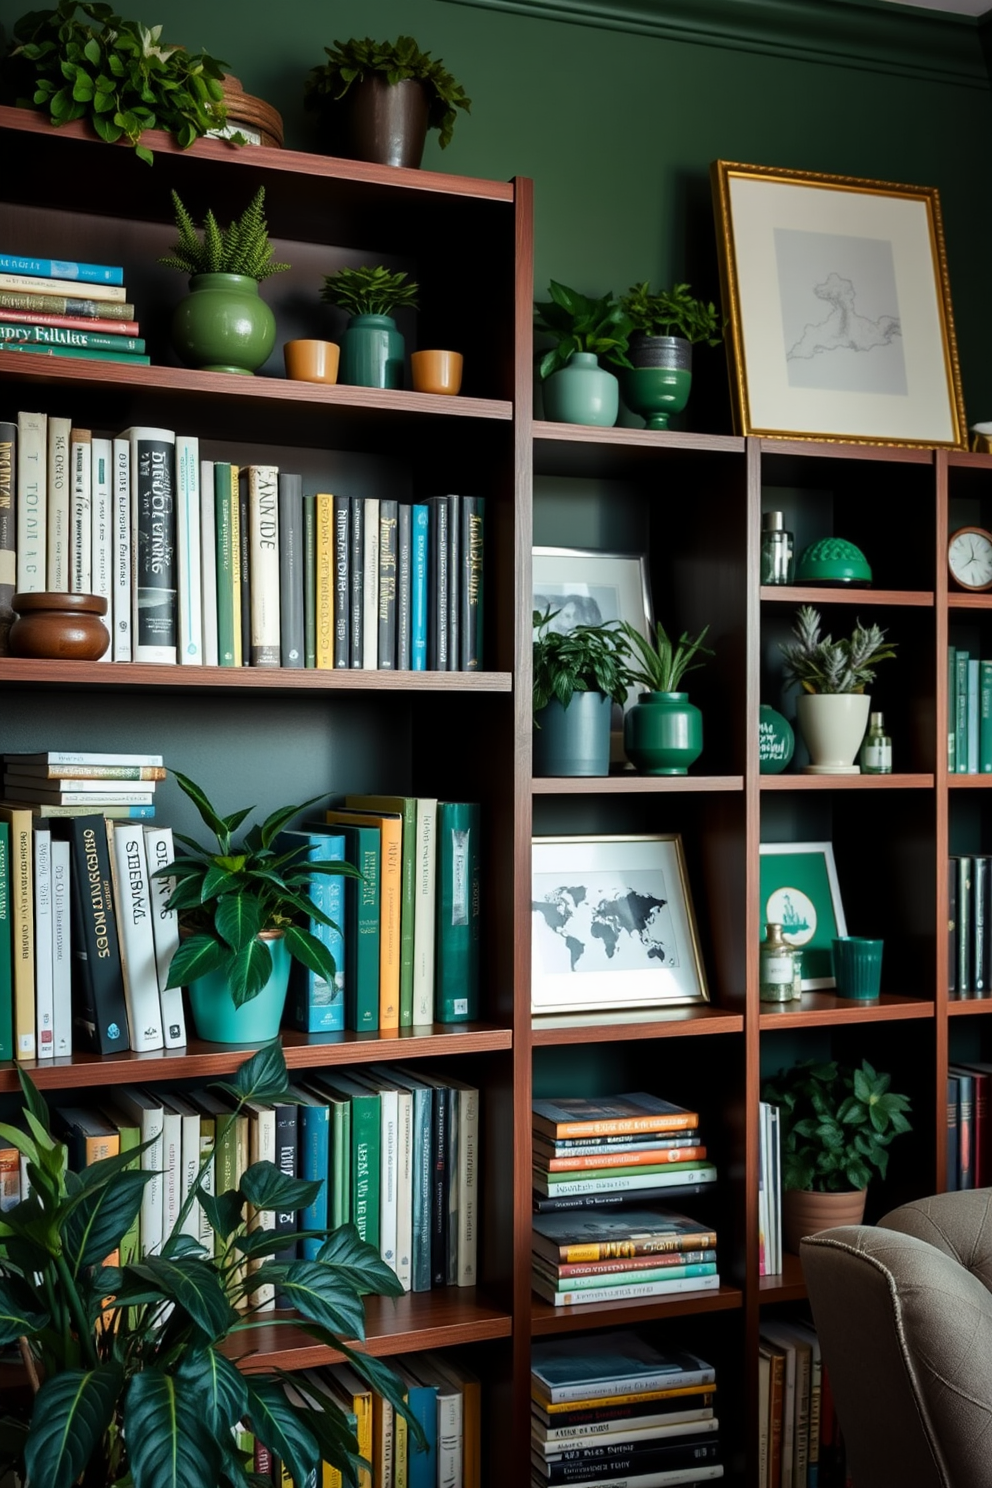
[
  {"left": 310, "top": 1071, "right": 381, "bottom": 1250},
  {"left": 980, "top": 661, "right": 992, "bottom": 773},
  {"left": 321, "top": 817, "right": 380, "bottom": 1032},
  {"left": 435, "top": 801, "right": 481, "bottom": 1023},
  {"left": 303, "top": 492, "right": 317, "bottom": 669},
  {"left": 100, "top": 1101, "right": 141, "bottom": 1265},
  {"left": 215, "top": 462, "right": 239, "bottom": 668},
  {"left": 948, "top": 646, "right": 956, "bottom": 773},
  {"left": 345, "top": 793, "right": 422, "bottom": 1028},
  {"left": 0, "top": 822, "right": 11, "bottom": 1062},
  {"left": 956, "top": 649, "right": 970, "bottom": 773}
]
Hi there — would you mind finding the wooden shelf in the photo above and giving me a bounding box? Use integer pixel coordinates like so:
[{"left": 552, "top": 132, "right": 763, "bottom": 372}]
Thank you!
[
  {"left": 760, "top": 773, "right": 933, "bottom": 790},
  {"left": 0, "top": 659, "right": 512, "bottom": 693},
  {"left": 532, "top": 1005, "right": 743, "bottom": 1044},
  {"left": 758, "top": 1253, "right": 807, "bottom": 1303},
  {"left": 533, "top": 774, "right": 743, "bottom": 795},
  {"left": 948, "top": 774, "right": 992, "bottom": 787},
  {"left": 529, "top": 1284, "right": 743, "bottom": 1334},
  {"left": 948, "top": 996, "right": 992, "bottom": 1015},
  {"left": 759, "top": 586, "right": 933, "bottom": 608},
  {"left": 759, "top": 993, "right": 934, "bottom": 1030},
  {"left": 948, "top": 592, "right": 992, "bottom": 609}
]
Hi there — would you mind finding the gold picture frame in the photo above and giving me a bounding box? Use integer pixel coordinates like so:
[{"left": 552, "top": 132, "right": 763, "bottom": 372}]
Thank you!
[{"left": 710, "top": 159, "right": 967, "bottom": 449}]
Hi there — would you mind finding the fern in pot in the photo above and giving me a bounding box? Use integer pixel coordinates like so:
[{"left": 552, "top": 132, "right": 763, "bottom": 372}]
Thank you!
[
  {"left": 532, "top": 606, "right": 633, "bottom": 777},
  {"left": 619, "top": 619, "right": 714, "bottom": 775},
  {"left": 780, "top": 604, "right": 896, "bottom": 774}
]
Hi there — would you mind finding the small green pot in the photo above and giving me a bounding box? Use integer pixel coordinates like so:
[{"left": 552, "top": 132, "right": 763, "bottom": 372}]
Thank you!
[
  {"left": 623, "top": 690, "right": 703, "bottom": 775},
  {"left": 533, "top": 691, "right": 613, "bottom": 776},
  {"left": 542, "top": 351, "right": 619, "bottom": 427},
  {"left": 339, "top": 312, "right": 406, "bottom": 389},
  {"left": 621, "top": 335, "right": 693, "bottom": 429},
  {"left": 187, "top": 932, "right": 291, "bottom": 1043},
  {"left": 170, "top": 272, "right": 276, "bottom": 375}
]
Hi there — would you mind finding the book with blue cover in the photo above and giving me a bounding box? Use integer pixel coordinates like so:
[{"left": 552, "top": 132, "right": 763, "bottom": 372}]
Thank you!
[
  {"left": 0, "top": 254, "right": 123, "bottom": 285},
  {"left": 531, "top": 1330, "right": 716, "bottom": 1404},
  {"left": 280, "top": 827, "right": 346, "bottom": 1032},
  {"left": 290, "top": 1085, "right": 330, "bottom": 1259}
]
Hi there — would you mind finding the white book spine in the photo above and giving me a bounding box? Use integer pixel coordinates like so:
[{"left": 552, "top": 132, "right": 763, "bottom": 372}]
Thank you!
[
  {"left": 111, "top": 825, "right": 164, "bottom": 1051},
  {"left": 69, "top": 428, "right": 92, "bottom": 592},
  {"left": 176, "top": 434, "right": 202, "bottom": 665},
  {"left": 540, "top": 1165, "right": 715, "bottom": 1197},
  {"left": 160, "top": 1107, "right": 181, "bottom": 1243},
  {"left": 112, "top": 437, "right": 132, "bottom": 662},
  {"left": 456, "top": 1084, "right": 478, "bottom": 1286},
  {"left": 90, "top": 437, "right": 112, "bottom": 662},
  {"left": 124, "top": 1095, "right": 163, "bottom": 1257},
  {"left": 546, "top": 1272, "right": 721, "bottom": 1306},
  {"left": 378, "top": 1087, "right": 398, "bottom": 1276},
  {"left": 395, "top": 1087, "right": 413, "bottom": 1291},
  {"left": 196, "top": 1121, "right": 215, "bottom": 1250},
  {"left": 33, "top": 828, "right": 54, "bottom": 1059},
  {"left": 46, "top": 415, "right": 70, "bottom": 590},
  {"left": 126, "top": 425, "right": 177, "bottom": 665},
  {"left": 542, "top": 1468, "right": 725, "bottom": 1488},
  {"left": 199, "top": 459, "right": 218, "bottom": 667},
  {"left": 50, "top": 839, "right": 71, "bottom": 1057},
  {"left": 769, "top": 1105, "right": 782, "bottom": 1275},
  {"left": 363, "top": 497, "right": 379, "bottom": 670},
  {"left": 248, "top": 1105, "right": 277, "bottom": 1309},
  {"left": 758, "top": 1101, "right": 769, "bottom": 1278},
  {"left": 142, "top": 825, "right": 186, "bottom": 1048},
  {"left": 16, "top": 410, "right": 47, "bottom": 592},
  {"left": 248, "top": 463, "right": 280, "bottom": 666},
  {"left": 436, "top": 1388, "right": 462, "bottom": 1488},
  {"left": 413, "top": 798, "right": 437, "bottom": 1024}
]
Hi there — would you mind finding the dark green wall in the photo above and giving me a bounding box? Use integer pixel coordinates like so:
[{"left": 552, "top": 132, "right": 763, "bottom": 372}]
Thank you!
[{"left": 3, "top": 0, "right": 992, "bottom": 419}]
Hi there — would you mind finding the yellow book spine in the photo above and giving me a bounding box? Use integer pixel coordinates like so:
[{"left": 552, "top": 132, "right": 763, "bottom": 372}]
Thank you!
[
  {"left": 315, "top": 492, "right": 335, "bottom": 670},
  {"left": 0, "top": 808, "right": 34, "bottom": 1059},
  {"left": 354, "top": 1391, "right": 372, "bottom": 1488},
  {"left": 394, "top": 1402, "right": 408, "bottom": 1488},
  {"left": 534, "top": 1381, "right": 716, "bottom": 1413}
]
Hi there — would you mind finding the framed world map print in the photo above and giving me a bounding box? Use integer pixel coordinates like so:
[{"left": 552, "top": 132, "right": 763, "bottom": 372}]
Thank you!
[{"left": 531, "top": 834, "right": 709, "bottom": 1015}]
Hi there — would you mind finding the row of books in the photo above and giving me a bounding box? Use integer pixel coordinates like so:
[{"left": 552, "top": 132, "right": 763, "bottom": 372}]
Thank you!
[
  {"left": 3, "top": 1059, "right": 478, "bottom": 1294},
  {"left": 948, "top": 853, "right": 992, "bottom": 996},
  {"left": 947, "top": 648, "right": 992, "bottom": 774},
  {"left": 1, "top": 413, "right": 486, "bottom": 672},
  {"left": 531, "top": 1328, "right": 722, "bottom": 1487},
  {"left": 759, "top": 1318, "right": 854, "bottom": 1488},
  {"left": 0, "top": 254, "right": 147, "bottom": 367},
  {"left": 758, "top": 1099, "right": 783, "bottom": 1277},
  {"left": 946, "top": 1060, "right": 991, "bottom": 1190}
]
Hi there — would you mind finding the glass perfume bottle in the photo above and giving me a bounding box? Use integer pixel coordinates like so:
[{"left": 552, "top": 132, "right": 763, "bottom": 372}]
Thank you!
[
  {"left": 759, "top": 922, "right": 796, "bottom": 1002},
  {"left": 760, "top": 511, "right": 794, "bottom": 585},
  {"left": 860, "top": 711, "right": 893, "bottom": 774}
]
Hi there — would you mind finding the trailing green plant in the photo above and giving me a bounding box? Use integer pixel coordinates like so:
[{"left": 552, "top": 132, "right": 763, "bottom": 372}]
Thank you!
[
  {"left": 620, "top": 619, "right": 714, "bottom": 694},
  {"left": 761, "top": 1058, "right": 913, "bottom": 1192},
  {"left": 304, "top": 34, "right": 471, "bottom": 150},
  {"left": 533, "top": 606, "right": 633, "bottom": 716},
  {"left": 533, "top": 280, "right": 632, "bottom": 380},
  {"left": 779, "top": 604, "right": 897, "bottom": 695},
  {"left": 0, "top": 0, "right": 231, "bottom": 164},
  {"left": 0, "top": 1040, "right": 421, "bottom": 1488},
  {"left": 154, "top": 770, "right": 358, "bottom": 1006},
  {"left": 619, "top": 281, "right": 724, "bottom": 347},
  {"left": 159, "top": 187, "right": 290, "bottom": 281},
  {"left": 320, "top": 264, "right": 419, "bottom": 318}
]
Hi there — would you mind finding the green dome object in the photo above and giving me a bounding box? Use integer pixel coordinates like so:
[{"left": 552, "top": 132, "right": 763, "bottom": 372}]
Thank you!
[{"left": 795, "top": 536, "right": 872, "bottom": 585}]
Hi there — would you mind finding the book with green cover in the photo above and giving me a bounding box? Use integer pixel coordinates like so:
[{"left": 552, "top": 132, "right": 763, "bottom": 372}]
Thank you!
[
  {"left": 310, "top": 1071, "right": 380, "bottom": 1250},
  {"left": 318, "top": 818, "right": 379, "bottom": 1032},
  {"left": 956, "top": 649, "right": 970, "bottom": 773},
  {"left": 327, "top": 806, "right": 402, "bottom": 1032},
  {"left": 0, "top": 821, "right": 10, "bottom": 1061},
  {"left": 346, "top": 794, "right": 416, "bottom": 1026},
  {"left": 435, "top": 801, "right": 480, "bottom": 1023},
  {"left": 214, "top": 462, "right": 240, "bottom": 668},
  {"left": 948, "top": 646, "right": 956, "bottom": 772},
  {"left": 980, "top": 660, "right": 992, "bottom": 773}
]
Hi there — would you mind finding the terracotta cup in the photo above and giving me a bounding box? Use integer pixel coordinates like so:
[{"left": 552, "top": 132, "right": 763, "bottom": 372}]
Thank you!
[
  {"left": 411, "top": 349, "right": 463, "bottom": 395},
  {"left": 283, "top": 338, "right": 340, "bottom": 384}
]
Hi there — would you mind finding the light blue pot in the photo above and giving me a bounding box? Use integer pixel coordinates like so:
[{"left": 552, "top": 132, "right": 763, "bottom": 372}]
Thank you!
[
  {"left": 542, "top": 351, "right": 619, "bottom": 427},
  {"left": 187, "top": 933, "right": 291, "bottom": 1044}
]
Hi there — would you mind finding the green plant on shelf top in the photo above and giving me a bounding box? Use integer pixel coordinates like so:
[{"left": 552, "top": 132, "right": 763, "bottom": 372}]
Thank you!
[
  {"left": 619, "top": 280, "right": 725, "bottom": 347},
  {"left": 158, "top": 187, "right": 290, "bottom": 281},
  {"left": 0, "top": 0, "right": 230, "bottom": 163},
  {"left": 533, "top": 280, "right": 633, "bottom": 380},
  {"left": 154, "top": 770, "right": 358, "bottom": 1007},
  {"left": 761, "top": 1059, "right": 913, "bottom": 1192},
  {"left": 320, "top": 264, "right": 420, "bottom": 318},
  {"left": 533, "top": 606, "right": 633, "bottom": 717},
  {"left": 304, "top": 34, "right": 471, "bottom": 149},
  {"left": 620, "top": 619, "right": 714, "bottom": 694},
  {"left": 0, "top": 1041, "right": 419, "bottom": 1488},
  {"left": 779, "top": 604, "right": 897, "bottom": 695}
]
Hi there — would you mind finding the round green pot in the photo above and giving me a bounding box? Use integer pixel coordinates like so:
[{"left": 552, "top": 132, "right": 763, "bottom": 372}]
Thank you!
[
  {"left": 621, "top": 336, "right": 693, "bottom": 429},
  {"left": 542, "top": 351, "right": 619, "bottom": 427},
  {"left": 533, "top": 691, "right": 613, "bottom": 777},
  {"left": 170, "top": 272, "right": 276, "bottom": 376},
  {"left": 623, "top": 690, "right": 703, "bottom": 775},
  {"left": 339, "top": 313, "right": 406, "bottom": 389},
  {"left": 187, "top": 933, "right": 291, "bottom": 1043}
]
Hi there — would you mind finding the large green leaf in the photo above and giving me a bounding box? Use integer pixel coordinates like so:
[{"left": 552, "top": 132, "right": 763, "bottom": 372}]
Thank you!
[
  {"left": 317, "top": 1224, "right": 404, "bottom": 1297},
  {"left": 124, "top": 1257, "right": 235, "bottom": 1340},
  {"left": 215, "top": 892, "right": 263, "bottom": 952},
  {"left": 227, "top": 935, "right": 274, "bottom": 1008},
  {"left": 275, "top": 1370, "right": 362, "bottom": 1487},
  {"left": 282, "top": 924, "right": 339, "bottom": 986},
  {"left": 175, "top": 1347, "right": 247, "bottom": 1436},
  {"left": 63, "top": 1169, "right": 150, "bottom": 1271},
  {"left": 198, "top": 1186, "right": 246, "bottom": 1241},
  {"left": 214, "top": 1041, "right": 290, "bottom": 1104},
  {"left": 335, "top": 1343, "right": 427, "bottom": 1449},
  {"left": 240, "top": 1159, "right": 322, "bottom": 1214},
  {"left": 126, "top": 1367, "right": 221, "bottom": 1488},
  {"left": 23, "top": 1364, "right": 123, "bottom": 1488},
  {"left": 173, "top": 770, "right": 232, "bottom": 843},
  {"left": 0, "top": 1276, "right": 50, "bottom": 1344},
  {"left": 163, "top": 932, "right": 226, "bottom": 989},
  {"left": 245, "top": 1378, "right": 320, "bottom": 1488},
  {"left": 16, "top": 1064, "right": 51, "bottom": 1134},
  {"left": 253, "top": 1259, "right": 367, "bottom": 1339}
]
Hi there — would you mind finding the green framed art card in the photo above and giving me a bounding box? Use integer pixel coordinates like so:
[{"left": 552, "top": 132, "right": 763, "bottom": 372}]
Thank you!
[{"left": 758, "top": 841, "right": 847, "bottom": 988}]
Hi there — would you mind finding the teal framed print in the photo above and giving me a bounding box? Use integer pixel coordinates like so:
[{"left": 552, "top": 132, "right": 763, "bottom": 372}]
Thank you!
[{"left": 758, "top": 841, "right": 847, "bottom": 988}]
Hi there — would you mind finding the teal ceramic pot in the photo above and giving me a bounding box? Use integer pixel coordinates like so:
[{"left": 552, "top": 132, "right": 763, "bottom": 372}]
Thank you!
[
  {"left": 171, "top": 272, "right": 276, "bottom": 375},
  {"left": 340, "top": 313, "right": 406, "bottom": 389},
  {"left": 533, "top": 691, "right": 613, "bottom": 776},
  {"left": 542, "top": 351, "right": 619, "bottom": 427},
  {"left": 623, "top": 690, "right": 703, "bottom": 775},
  {"left": 187, "top": 932, "right": 291, "bottom": 1043},
  {"left": 621, "top": 334, "right": 692, "bottom": 429}
]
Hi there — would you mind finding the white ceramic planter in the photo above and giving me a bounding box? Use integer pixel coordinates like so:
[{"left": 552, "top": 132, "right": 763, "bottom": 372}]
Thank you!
[{"left": 797, "top": 693, "right": 871, "bottom": 774}]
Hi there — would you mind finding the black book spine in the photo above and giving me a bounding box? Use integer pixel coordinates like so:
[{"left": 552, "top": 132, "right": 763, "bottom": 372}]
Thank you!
[
  {"left": 278, "top": 474, "right": 304, "bottom": 668},
  {"left": 976, "top": 856, "right": 989, "bottom": 995},
  {"left": 333, "top": 494, "right": 350, "bottom": 669},
  {"left": 543, "top": 1439, "right": 721, "bottom": 1485},
  {"left": 396, "top": 503, "right": 412, "bottom": 671},
  {"left": 0, "top": 419, "right": 15, "bottom": 655},
  {"left": 949, "top": 854, "right": 958, "bottom": 995},
  {"left": 349, "top": 494, "right": 364, "bottom": 668},
  {"left": 431, "top": 1080, "right": 449, "bottom": 1286},
  {"left": 273, "top": 1100, "right": 299, "bottom": 1302},
  {"left": 446, "top": 494, "right": 460, "bottom": 672},
  {"left": 460, "top": 494, "right": 484, "bottom": 670},
  {"left": 238, "top": 470, "right": 251, "bottom": 668},
  {"left": 134, "top": 432, "right": 176, "bottom": 655},
  {"left": 427, "top": 496, "right": 449, "bottom": 670},
  {"left": 377, "top": 499, "right": 398, "bottom": 670},
  {"left": 48, "top": 814, "right": 130, "bottom": 1054},
  {"left": 303, "top": 492, "right": 316, "bottom": 668},
  {"left": 532, "top": 1181, "right": 712, "bottom": 1213}
]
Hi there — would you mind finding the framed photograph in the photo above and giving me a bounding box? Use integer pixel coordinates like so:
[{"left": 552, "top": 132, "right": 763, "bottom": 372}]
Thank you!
[
  {"left": 711, "top": 159, "right": 967, "bottom": 449},
  {"left": 531, "top": 834, "right": 709, "bottom": 1014},
  {"left": 758, "top": 841, "right": 848, "bottom": 989}
]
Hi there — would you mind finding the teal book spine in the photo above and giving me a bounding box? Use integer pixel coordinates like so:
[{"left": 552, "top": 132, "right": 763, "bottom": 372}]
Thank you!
[
  {"left": 0, "top": 822, "right": 11, "bottom": 1061},
  {"left": 299, "top": 1098, "right": 330, "bottom": 1261},
  {"left": 303, "top": 492, "right": 316, "bottom": 669},
  {"left": 435, "top": 801, "right": 481, "bottom": 1022},
  {"left": 346, "top": 794, "right": 416, "bottom": 1027},
  {"left": 280, "top": 829, "right": 346, "bottom": 1033},
  {"left": 321, "top": 1076, "right": 381, "bottom": 1250},
  {"left": 323, "top": 817, "right": 380, "bottom": 1032},
  {"left": 949, "top": 646, "right": 956, "bottom": 773},
  {"left": 968, "top": 659, "right": 980, "bottom": 774},
  {"left": 333, "top": 1096, "right": 351, "bottom": 1229},
  {"left": 980, "top": 661, "right": 992, "bottom": 772},
  {"left": 956, "top": 650, "right": 970, "bottom": 772}
]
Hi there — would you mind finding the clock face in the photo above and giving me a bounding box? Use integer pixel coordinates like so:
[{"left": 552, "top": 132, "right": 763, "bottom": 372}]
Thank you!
[{"left": 949, "top": 527, "right": 992, "bottom": 591}]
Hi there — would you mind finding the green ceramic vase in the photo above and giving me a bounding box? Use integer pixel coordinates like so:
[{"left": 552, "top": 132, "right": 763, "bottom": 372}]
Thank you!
[
  {"left": 340, "top": 312, "right": 406, "bottom": 389},
  {"left": 533, "top": 691, "right": 613, "bottom": 776},
  {"left": 542, "top": 351, "right": 619, "bottom": 427},
  {"left": 187, "top": 933, "right": 291, "bottom": 1043},
  {"left": 623, "top": 690, "right": 703, "bottom": 775},
  {"left": 171, "top": 272, "right": 276, "bottom": 375},
  {"left": 621, "top": 334, "right": 693, "bottom": 429}
]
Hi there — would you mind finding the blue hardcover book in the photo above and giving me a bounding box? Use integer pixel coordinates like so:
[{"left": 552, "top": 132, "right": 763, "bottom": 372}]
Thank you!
[
  {"left": 411, "top": 503, "right": 429, "bottom": 671},
  {"left": 968, "top": 659, "right": 980, "bottom": 774},
  {"left": 290, "top": 1085, "right": 331, "bottom": 1260},
  {"left": 280, "top": 829, "right": 346, "bottom": 1033},
  {"left": 0, "top": 254, "right": 124, "bottom": 285},
  {"left": 395, "top": 1361, "right": 437, "bottom": 1488}
]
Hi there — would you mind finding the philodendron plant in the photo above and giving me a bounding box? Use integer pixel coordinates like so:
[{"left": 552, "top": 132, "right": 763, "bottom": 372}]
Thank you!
[{"left": 533, "top": 606, "right": 633, "bottom": 716}]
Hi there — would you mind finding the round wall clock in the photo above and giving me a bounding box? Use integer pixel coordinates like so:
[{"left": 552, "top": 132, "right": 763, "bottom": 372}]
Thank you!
[{"left": 948, "top": 526, "right": 992, "bottom": 591}]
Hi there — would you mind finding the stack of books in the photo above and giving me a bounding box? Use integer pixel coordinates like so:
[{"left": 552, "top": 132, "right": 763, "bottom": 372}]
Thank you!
[
  {"left": 532, "top": 1206, "right": 719, "bottom": 1308},
  {"left": 0, "top": 252, "right": 147, "bottom": 367},
  {"left": 531, "top": 1329, "right": 723, "bottom": 1488},
  {"left": 2, "top": 750, "right": 164, "bottom": 818}
]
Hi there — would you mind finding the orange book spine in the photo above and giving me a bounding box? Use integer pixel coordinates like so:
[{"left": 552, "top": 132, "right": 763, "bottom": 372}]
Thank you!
[{"left": 543, "top": 1144, "right": 707, "bottom": 1171}]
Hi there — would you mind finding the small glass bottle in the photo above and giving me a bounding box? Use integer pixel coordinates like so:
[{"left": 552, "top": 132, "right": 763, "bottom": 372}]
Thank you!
[
  {"left": 759, "top": 922, "right": 796, "bottom": 1003},
  {"left": 760, "top": 511, "right": 794, "bottom": 585},
  {"left": 791, "top": 948, "right": 804, "bottom": 1002},
  {"left": 860, "top": 711, "right": 893, "bottom": 774}
]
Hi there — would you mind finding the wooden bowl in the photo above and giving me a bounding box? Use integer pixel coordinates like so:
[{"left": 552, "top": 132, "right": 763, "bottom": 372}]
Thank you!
[{"left": 9, "top": 591, "right": 110, "bottom": 660}]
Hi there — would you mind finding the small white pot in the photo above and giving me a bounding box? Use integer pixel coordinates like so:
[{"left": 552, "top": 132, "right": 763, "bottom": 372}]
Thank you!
[{"left": 796, "top": 693, "right": 871, "bottom": 774}]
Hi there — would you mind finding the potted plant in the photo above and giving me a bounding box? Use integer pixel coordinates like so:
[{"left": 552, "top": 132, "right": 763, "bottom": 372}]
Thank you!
[
  {"left": 155, "top": 771, "right": 358, "bottom": 1043},
  {"left": 0, "top": 1041, "right": 420, "bottom": 1488},
  {"left": 780, "top": 604, "right": 897, "bottom": 773},
  {"left": 614, "top": 281, "right": 724, "bottom": 430},
  {"left": 320, "top": 265, "right": 419, "bottom": 389},
  {"left": 160, "top": 187, "right": 290, "bottom": 375},
  {"left": 533, "top": 606, "right": 633, "bottom": 776},
  {"left": 0, "top": 0, "right": 230, "bottom": 163},
  {"left": 304, "top": 34, "right": 471, "bottom": 168},
  {"left": 761, "top": 1058, "right": 913, "bottom": 1254},
  {"left": 619, "top": 619, "right": 714, "bottom": 775},
  {"left": 533, "top": 280, "right": 632, "bottom": 428}
]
